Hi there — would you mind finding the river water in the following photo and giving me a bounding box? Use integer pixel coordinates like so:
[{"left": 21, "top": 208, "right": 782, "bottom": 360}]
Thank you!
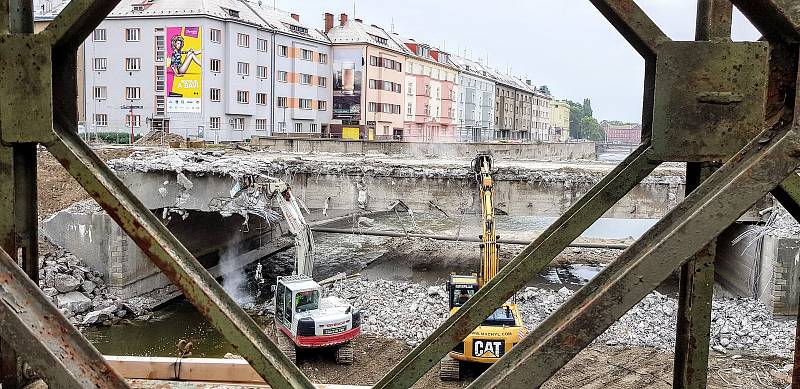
[{"left": 84, "top": 211, "right": 656, "bottom": 358}]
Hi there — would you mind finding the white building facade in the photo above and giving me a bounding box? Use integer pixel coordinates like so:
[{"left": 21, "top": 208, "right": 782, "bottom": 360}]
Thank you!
[{"left": 451, "top": 55, "right": 495, "bottom": 142}]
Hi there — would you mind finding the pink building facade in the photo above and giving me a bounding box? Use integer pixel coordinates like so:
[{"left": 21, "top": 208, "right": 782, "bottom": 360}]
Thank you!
[{"left": 396, "top": 38, "right": 457, "bottom": 142}]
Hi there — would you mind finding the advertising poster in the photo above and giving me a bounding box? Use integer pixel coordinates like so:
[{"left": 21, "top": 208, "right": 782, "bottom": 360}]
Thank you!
[
  {"left": 167, "top": 26, "right": 202, "bottom": 113},
  {"left": 333, "top": 48, "right": 363, "bottom": 119}
]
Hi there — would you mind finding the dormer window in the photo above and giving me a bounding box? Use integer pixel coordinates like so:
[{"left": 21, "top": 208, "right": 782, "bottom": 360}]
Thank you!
[
  {"left": 368, "top": 34, "right": 387, "bottom": 45},
  {"left": 288, "top": 24, "right": 309, "bottom": 34},
  {"left": 222, "top": 8, "right": 239, "bottom": 18}
]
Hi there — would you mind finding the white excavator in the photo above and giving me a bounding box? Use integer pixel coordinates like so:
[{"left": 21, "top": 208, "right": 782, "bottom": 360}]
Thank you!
[{"left": 260, "top": 179, "right": 361, "bottom": 365}]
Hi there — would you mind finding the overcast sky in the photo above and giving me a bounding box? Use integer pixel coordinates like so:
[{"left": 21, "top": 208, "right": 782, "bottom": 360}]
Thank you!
[{"left": 275, "top": 1, "right": 761, "bottom": 123}]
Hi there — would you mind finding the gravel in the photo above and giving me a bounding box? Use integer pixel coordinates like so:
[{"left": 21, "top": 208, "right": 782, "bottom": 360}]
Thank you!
[{"left": 325, "top": 278, "right": 796, "bottom": 357}]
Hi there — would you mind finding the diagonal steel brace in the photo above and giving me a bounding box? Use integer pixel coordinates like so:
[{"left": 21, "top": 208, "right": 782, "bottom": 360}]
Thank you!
[
  {"left": 374, "top": 143, "right": 660, "bottom": 388},
  {"left": 0, "top": 246, "right": 128, "bottom": 388},
  {"left": 589, "top": 0, "right": 671, "bottom": 61},
  {"left": 470, "top": 120, "right": 800, "bottom": 387}
]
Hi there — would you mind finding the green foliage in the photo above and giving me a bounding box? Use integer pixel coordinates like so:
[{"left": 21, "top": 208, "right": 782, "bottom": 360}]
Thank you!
[
  {"left": 87, "top": 132, "right": 143, "bottom": 144},
  {"left": 582, "top": 98, "right": 593, "bottom": 118},
  {"left": 578, "top": 116, "right": 604, "bottom": 141},
  {"left": 565, "top": 98, "right": 602, "bottom": 140}
]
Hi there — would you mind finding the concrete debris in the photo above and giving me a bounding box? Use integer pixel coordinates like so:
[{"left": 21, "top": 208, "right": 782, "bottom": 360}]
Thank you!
[
  {"left": 107, "top": 149, "right": 685, "bottom": 186},
  {"left": 39, "top": 247, "right": 148, "bottom": 327},
  {"left": 325, "top": 278, "right": 796, "bottom": 356}
]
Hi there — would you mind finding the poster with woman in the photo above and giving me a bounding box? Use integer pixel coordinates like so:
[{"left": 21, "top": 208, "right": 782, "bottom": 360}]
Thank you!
[{"left": 166, "top": 26, "right": 202, "bottom": 113}]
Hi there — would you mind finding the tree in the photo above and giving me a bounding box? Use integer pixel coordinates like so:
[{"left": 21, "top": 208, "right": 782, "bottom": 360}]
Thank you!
[
  {"left": 538, "top": 85, "right": 551, "bottom": 95},
  {"left": 565, "top": 100, "right": 584, "bottom": 138},
  {"left": 579, "top": 116, "right": 604, "bottom": 141},
  {"left": 582, "top": 98, "right": 593, "bottom": 118}
]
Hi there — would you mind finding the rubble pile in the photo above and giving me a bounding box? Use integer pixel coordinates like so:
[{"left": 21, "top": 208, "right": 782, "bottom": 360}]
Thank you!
[
  {"left": 108, "top": 149, "right": 685, "bottom": 186},
  {"left": 327, "top": 278, "right": 796, "bottom": 356},
  {"left": 39, "top": 248, "right": 144, "bottom": 327}
]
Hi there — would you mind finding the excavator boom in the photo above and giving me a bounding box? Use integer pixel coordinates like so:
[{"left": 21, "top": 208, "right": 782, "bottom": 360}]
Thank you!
[
  {"left": 473, "top": 154, "right": 497, "bottom": 288},
  {"left": 265, "top": 181, "right": 314, "bottom": 277}
]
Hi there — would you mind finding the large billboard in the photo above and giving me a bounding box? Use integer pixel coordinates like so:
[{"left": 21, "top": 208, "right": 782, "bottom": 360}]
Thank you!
[
  {"left": 332, "top": 48, "right": 363, "bottom": 120},
  {"left": 167, "top": 26, "right": 202, "bottom": 113}
]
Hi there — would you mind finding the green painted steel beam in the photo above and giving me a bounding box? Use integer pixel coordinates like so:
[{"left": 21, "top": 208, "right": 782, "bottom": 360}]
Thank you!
[
  {"left": 589, "top": 0, "right": 671, "bottom": 61},
  {"left": 469, "top": 122, "right": 800, "bottom": 388},
  {"left": 41, "top": 0, "right": 122, "bottom": 52},
  {"left": 0, "top": 246, "right": 129, "bottom": 388},
  {"left": 374, "top": 143, "right": 661, "bottom": 388},
  {"left": 46, "top": 127, "right": 314, "bottom": 389},
  {"left": 731, "top": 0, "right": 800, "bottom": 43},
  {"left": 773, "top": 173, "right": 800, "bottom": 222}
]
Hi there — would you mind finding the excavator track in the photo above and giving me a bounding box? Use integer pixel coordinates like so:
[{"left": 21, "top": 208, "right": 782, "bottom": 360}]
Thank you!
[
  {"left": 335, "top": 342, "right": 354, "bottom": 365},
  {"left": 277, "top": 331, "right": 297, "bottom": 364},
  {"left": 439, "top": 355, "right": 461, "bottom": 381}
]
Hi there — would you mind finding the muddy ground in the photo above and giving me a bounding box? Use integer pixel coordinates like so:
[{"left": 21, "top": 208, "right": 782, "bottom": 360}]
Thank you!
[
  {"left": 37, "top": 147, "right": 133, "bottom": 216},
  {"left": 292, "top": 335, "right": 791, "bottom": 388}
]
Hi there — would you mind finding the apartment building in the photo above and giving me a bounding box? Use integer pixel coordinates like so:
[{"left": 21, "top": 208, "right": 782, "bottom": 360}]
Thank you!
[
  {"left": 532, "top": 89, "right": 553, "bottom": 142},
  {"left": 326, "top": 14, "right": 407, "bottom": 139},
  {"left": 601, "top": 121, "right": 642, "bottom": 144},
  {"left": 450, "top": 56, "right": 495, "bottom": 142},
  {"left": 549, "top": 100, "right": 570, "bottom": 142},
  {"left": 393, "top": 36, "right": 458, "bottom": 142},
  {"left": 78, "top": 0, "right": 331, "bottom": 142},
  {"left": 245, "top": 4, "right": 332, "bottom": 136}
]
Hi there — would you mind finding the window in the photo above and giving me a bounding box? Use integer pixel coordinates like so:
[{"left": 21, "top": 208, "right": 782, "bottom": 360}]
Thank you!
[
  {"left": 294, "top": 123, "right": 303, "bottom": 133},
  {"left": 93, "top": 29, "right": 106, "bottom": 42},
  {"left": 155, "top": 35, "right": 165, "bottom": 62},
  {"left": 210, "top": 29, "right": 221, "bottom": 43},
  {"left": 299, "top": 99, "right": 312, "bottom": 110},
  {"left": 237, "top": 90, "right": 250, "bottom": 104},
  {"left": 210, "top": 88, "right": 221, "bottom": 102},
  {"left": 94, "top": 114, "right": 108, "bottom": 127},
  {"left": 125, "top": 57, "right": 141, "bottom": 71},
  {"left": 125, "top": 114, "right": 141, "bottom": 128},
  {"left": 210, "top": 59, "right": 221, "bottom": 73},
  {"left": 237, "top": 62, "right": 250, "bottom": 76},
  {"left": 210, "top": 117, "right": 221, "bottom": 130},
  {"left": 231, "top": 117, "right": 245, "bottom": 130},
  {"left": 256, "top": 119, "right": 268, "bottom": 131},
  {"left": 257, "top": 38, "right": 268, "bottom": 52},
  {"left": 125, "top": 28, "right": 140, "bottom": 42},
  {"left": 278, "top": 122, "right": 286, "bottom": 132},
  {"left": 317, "top": 100, "right": 327, "bottom": 111},
  {"left": 408, "top": 82, "right": 413, "bottom": 95},
  {"left": 93, "top": 58, "right": 107, "bottom": 71},
  {"left": 300, "top": 74, "right": 312, "bottom": 85},
  {"left": 256, "top": 93, "right": 268, "bottom": 105},
  {"left": 257, "top": 66, "right": 268, "bottom": 79},
  {"left": 125, "top": 87, "right": 141, "bottom": 100},
  {"left": 155, "top": 66, "right": 165, "bottom": 91},
  {"left": 407, "top": 103, "right": 412, "bottom": 115},
  {"left": 155, "top": 95, "right": 166, "bottom": 115},
  {"left": 310, "top": 123, "right": 318, "bottom": 132},
  {"left": 278, "top": 45, "right": 288, "bottom": 57},
  {"left": 237, "top": 33, "right": 250, "bottom": 48},
  {"left": 318, "top": 53, "right": 328, "bottom": 64},
  {"left": 301, "top": 49, "right": 312, "bottom": 61},
  {"left": 277, "top": 97, "right": 287, "bottom": 107},
  {"left": 278, "top": 71, "right": 288, "bottom": 82},
  {"left": 93, "top": 86, "right": 107, "bottom": 100},
  {"left": 318, "top": 77, "right": 327, "bottom": 87}
]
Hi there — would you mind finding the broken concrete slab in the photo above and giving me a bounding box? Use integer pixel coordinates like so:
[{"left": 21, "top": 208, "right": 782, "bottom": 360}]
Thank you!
[{"left": 56, "top": 292, "right": 91, "bottom": 314}]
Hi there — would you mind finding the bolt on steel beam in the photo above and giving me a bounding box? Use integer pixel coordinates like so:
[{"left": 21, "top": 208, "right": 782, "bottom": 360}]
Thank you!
[
  {"left": 373, "top": 143, "right": 661, "bottom": 388},
  {"left": 46, "top": 127, "right": 315, "bottom": 389},
  {"left": 0, "top": 246, "right": 130, "bottom": 388},
  {"left": 469, "top": 118, "right": 800, "bottom": 387}
]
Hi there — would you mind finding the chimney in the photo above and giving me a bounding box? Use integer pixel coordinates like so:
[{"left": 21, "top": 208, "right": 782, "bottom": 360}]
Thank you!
[
  {"left": 355, "top": 18, "right": 363, "bottom": 23},
  {"left": 339, "top": 13, "right": 348, "bottom": 26},
  {"left": 324, "top": 13, "right": 334, "bottom": 33},
  {"left": 290, "top": 13, "right": 300, "bottom": 22}
]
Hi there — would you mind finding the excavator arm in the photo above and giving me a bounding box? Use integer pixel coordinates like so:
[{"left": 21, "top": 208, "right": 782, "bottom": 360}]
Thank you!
[
  {"left": 264, "top": 181, "right": 315, "bottom": 277},
  {"left": 473, "top": 154, "right": 497, "bottom": 288}
]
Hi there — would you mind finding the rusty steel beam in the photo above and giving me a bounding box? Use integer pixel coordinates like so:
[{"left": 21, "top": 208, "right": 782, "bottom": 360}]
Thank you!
[
  {"left": 731, "top": 0, "right": 800, "bottom": 44},
  {"left": 469, "top": 119, "right": 800, "bottom": 387},
  {"left": 42, "top": 0, "right": 121, "bottom": 52},
  {"left": 45, "top": 127, "right": 314, "bottom": 389},
  {"left": 373, "top": 143, "right": 660, "bottom": 388},
  {"left": 589, "top": 0, "right": 671, "bottom": 61},
  {"left": 0, "top": 246, "right": 129, "bottom": 388},
  {"left": 672, "top": 3, "right": 733, "bottom": 388}
]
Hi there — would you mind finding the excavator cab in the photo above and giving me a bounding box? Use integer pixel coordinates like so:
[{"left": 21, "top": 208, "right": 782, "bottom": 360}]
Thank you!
[{"left": 447, "top": 274, "right": 479, "bottom": 309}]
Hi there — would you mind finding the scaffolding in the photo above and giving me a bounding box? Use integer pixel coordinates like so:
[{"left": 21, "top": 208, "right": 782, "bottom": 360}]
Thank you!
[{"left": 1, "top": 0, "right": 800, "bottom": 388}]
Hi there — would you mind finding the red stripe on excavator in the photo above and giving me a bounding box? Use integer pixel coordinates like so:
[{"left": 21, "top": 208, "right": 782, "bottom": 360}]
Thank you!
[{"left": 280, "top": 326, "right": 361, "bottom": 348}]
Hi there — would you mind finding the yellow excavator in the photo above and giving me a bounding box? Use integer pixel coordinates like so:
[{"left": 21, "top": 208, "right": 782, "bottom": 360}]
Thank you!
[{"left": 440, "top": 153, "right": 527, "bottom": 381}]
